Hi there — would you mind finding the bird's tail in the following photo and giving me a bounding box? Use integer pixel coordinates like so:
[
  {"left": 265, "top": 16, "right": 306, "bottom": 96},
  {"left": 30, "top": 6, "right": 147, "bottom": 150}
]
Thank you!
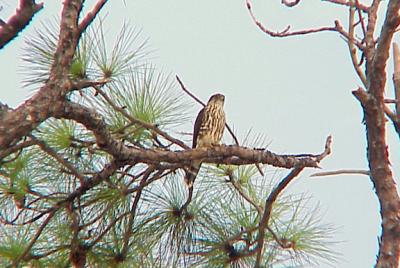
[
  {"left": 181, "top": 160, "right": 202, "bottom": 212},
  {"left": 184, "top": 160, "right": 202, "bottom": 187}
]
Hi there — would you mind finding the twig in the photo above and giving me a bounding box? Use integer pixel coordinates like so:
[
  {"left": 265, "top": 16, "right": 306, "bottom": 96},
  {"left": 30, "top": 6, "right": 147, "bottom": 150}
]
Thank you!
[
  {"left": 384, "top": 99, "right": 399, "bottom": 104},
  {"left": 72, "top": 78, "right": 111, "bottom": 90},
  {"left": 120, "top": 168, "right": 155, "bottom": 258},
  {"left": 0, "top": 139, "right": 35, "bottom": 162},
  {"left": 311, "top": 169, "right": 370, "bottom": 177},
  {"left": 228, "top": 172, "right": 262, "bottom": 213},
  {"left": 30, "top": 135, "right": 86, "bottom": 185},
  {"left": 13, "top": 210, "right": 56, "bottom": 266}
]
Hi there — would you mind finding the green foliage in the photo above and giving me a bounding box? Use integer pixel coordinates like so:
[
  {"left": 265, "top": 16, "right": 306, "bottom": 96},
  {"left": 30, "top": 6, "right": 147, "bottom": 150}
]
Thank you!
[{"left": 0, "top": 15, "right": 338, "bottom": 268}]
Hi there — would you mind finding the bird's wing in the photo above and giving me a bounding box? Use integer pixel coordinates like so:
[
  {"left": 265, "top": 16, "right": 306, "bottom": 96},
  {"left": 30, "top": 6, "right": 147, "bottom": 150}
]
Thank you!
[{"left": 192, "top": 107, "right": 205, "bottom": 148}]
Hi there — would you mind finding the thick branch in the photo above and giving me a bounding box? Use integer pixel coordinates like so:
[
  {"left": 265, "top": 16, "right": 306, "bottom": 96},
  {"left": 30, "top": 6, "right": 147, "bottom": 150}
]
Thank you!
[
  {"left": 59, "top": 101, "right": 333, "bottom": 169},
  {"left": 0, "top": 0, "right": 83, "bottom": 151},
  {"left": 0, "top": 0, "right": 43, "bottom": 49}
]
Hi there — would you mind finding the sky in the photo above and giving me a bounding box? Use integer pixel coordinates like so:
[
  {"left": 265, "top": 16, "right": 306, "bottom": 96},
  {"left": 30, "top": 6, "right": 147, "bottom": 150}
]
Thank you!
[{"left": 1, "top": 1, "right": 399, "bottom": 267}]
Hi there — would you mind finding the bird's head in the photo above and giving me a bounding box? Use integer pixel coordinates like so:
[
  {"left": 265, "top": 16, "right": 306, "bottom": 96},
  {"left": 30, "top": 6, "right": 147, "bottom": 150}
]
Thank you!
[{"left": 207, "top": 93, "right": 225, "bottom": 105}]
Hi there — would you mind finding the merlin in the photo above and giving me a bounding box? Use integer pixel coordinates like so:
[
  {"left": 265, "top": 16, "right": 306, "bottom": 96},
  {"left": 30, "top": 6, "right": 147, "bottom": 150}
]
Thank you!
[{"left": 184, "top": 93, "right": 226, "bottom": 186}]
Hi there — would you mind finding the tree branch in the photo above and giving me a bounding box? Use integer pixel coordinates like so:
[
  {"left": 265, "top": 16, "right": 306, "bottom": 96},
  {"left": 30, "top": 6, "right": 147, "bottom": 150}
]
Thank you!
[
  {"left": 78, "top": 0, "right": 108, "bottom": 34},
  {"left": 311, "top": 169, "right": 370, "bottom": 177},
  {"left": 60, "top": 101, "right": 333, "bottom": 169},
  {"left": 347, "top": 3, "right": 368, "bottom": 86},
  {"left": 255, "top": 167, "right": 305, "bottom": 267},
  {"left": 246, "top": 0, "right": 338, "bottom": 38},
  {"left": 354, "top": 2, "right": 400, "bottom": 265},
  {"left": 0, "top": 0, "right": 83, "bottom": 151},
  {"left": 322, "top": 0, "right": 369, "bottom": 12},
  {"left": 0, "top": 0, "right": 44, "bottom": 49}
]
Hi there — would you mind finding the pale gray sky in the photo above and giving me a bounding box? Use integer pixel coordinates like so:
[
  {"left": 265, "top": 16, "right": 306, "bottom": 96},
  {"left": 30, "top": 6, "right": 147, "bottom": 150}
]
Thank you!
[{"left": 1, "top": 1, "right": 399, "bottom": 267}]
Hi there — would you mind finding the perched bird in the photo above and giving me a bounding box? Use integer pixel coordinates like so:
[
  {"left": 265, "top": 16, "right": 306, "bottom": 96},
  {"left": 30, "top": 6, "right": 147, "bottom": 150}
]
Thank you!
[{"left": 184, "top": 93, "right": 226, "bottom": 187}]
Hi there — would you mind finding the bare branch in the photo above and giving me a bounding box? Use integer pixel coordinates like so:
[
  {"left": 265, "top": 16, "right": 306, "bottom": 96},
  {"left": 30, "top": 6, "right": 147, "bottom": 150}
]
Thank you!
[
  {"left": 355, "top": 0, "right": 367, "bottom": 38},
  {"left": 365, "top": 0, "right": 381, "bottom": 61},
  {"left": 78, "top": 0, "right": 108, "bottom": 34},
  {"left": 322, "top": 0, "right": 369, "bottom": 12},
  {"left": 392, "top": 43, "right": 400, "bottom": 131},
  {"left": 246, "top": 0, "right": 338, "bottom": 38},
  {"left": 347, "top": 4, "right": 368, "bottom": 86},
  {"left": 0, "top": 0, "right": 44, "bottom": 49},
  {"left": 372, "top": 0, "right": 400, "bottom": 78},
  {"left": 311, "top": 169, "right": 370, "bottom": 177},
  {"left": 72, "top": 78, "right": 111, "bottom": 90}
]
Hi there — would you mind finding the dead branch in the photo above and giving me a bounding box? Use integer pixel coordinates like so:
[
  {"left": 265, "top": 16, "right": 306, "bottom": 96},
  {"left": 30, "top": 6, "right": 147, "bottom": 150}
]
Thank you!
[
  {"left": 392, "top": 43, "right": 400, "bottom": 135},
  {"left": 311, "top": 169, "right": 370, "bottom": 177},
  {"left": 364, "top": 0, "right": 381, "bottom": 61},
  {"left": 78, "top": 0, "right": 108, "bottom": 34},
  {"left": 246, "top": 0, "right": 338, "bottom": 38},
  {"left": 0, "top": 0, "right": 44, "bottom": 49},
  {"left": 347, "top": 3, "right": 368, "bottom": 86},
  {"left": 322, "top": 0, "right": 369, "bottom": 12}
]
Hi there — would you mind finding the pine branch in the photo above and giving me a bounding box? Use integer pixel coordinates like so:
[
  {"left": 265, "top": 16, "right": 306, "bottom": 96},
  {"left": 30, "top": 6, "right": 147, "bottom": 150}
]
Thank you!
[{"left": 0, "top": 0, "right": 43, "bottom": 49}]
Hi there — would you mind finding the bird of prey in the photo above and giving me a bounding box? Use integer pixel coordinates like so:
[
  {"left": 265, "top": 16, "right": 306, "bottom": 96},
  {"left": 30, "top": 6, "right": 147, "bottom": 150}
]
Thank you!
[{"left": 184, "top": 93, "right": 226, "bottom": 187}]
